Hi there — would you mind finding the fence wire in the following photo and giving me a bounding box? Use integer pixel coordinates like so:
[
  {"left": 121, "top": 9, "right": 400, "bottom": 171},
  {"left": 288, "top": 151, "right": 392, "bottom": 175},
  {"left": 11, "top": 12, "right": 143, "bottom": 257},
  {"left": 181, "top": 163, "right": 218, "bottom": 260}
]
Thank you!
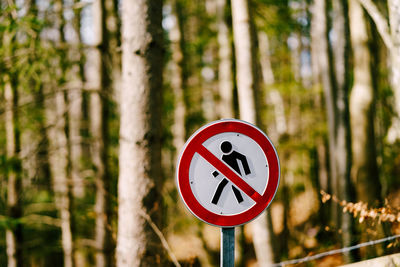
[{"left": 272, "top": 234, "right": 400, "bottom": 266}]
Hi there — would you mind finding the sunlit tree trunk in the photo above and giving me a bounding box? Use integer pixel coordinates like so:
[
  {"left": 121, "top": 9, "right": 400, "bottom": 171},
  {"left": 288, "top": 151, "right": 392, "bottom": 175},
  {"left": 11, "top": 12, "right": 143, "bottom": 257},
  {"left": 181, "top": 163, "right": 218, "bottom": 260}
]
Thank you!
[
  {"left": 50, "top": 1, "right": 75, "bottom": 266},
  {"left": 68, "top": 0, "right": 84, "bottom": 198},
  {"left": 170, "top": 0, "right": 187, "bottom": 157},
  {"left": 332, "top": 0, "right": 355, "bottom": 262},
  {"left": 387, "top": 0, "right": 400, "bottom": 142},
  {"left": 47, "top": 92, "right": 74, "bottom": 267},
  {"left": 232, "top": 0, "right": 274, "bottom": 266},
  {"left": 4, "top": 74, "right": 23, "bottom": 267},
  {"left": 349, "top": 0, "right": 381, "bottom": 205},
  {"left": 259, "top": 32, "right": 287, "bottom": 140},
  {"left": 117, "top": 0, "right": 164, "bottom": 265},
  {"left": 358, "top": 0, "right": 400, "bottom": 142},
  {"left": 311, "top": 0, "right": 338, "bottom": 224},
  {"left": 3, "top": 7, "right": 22, "bottom": 266},
  {"left": 217, "top": 0, "right": 234, "bottom": 119},
  {"left": 258, "top": 30, "right": 283, "bottom": 263},
  {"left": 232, "top": 0, "right": 256, "bottom": 123},
  {"left": 89, "top": 0, "right": 113, "bottom": 265}
]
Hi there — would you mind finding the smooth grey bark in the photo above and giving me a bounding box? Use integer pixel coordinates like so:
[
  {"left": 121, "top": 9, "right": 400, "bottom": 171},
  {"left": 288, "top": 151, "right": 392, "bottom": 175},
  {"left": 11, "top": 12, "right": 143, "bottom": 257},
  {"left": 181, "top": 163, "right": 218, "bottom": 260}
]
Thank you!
[{"left": 117, "top": 0, "right": 164, "bottom": 266}]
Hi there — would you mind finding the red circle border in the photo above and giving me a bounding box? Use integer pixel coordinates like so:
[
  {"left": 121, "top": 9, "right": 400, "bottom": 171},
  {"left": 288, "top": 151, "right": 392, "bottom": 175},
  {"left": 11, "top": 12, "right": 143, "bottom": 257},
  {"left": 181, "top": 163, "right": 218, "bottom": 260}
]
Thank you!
[{"left": 176, "top": 119, "right": 280, "bottom": 227}]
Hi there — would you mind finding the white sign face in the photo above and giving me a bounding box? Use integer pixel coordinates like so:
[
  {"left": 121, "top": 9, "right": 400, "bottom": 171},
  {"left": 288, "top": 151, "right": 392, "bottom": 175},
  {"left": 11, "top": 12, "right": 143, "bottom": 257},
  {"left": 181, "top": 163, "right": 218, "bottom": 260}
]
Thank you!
[
  {"left": 189, "top": 132, "right": 269, "bottom": 215},
  {"left": 176, "top": 119, "right": 280, "bottom": 227}
]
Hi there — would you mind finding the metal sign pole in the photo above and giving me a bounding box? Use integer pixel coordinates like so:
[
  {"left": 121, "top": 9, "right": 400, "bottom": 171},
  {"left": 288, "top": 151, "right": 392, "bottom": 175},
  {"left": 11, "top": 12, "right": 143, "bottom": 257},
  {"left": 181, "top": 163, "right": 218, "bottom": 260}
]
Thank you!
[{"left": 221, "top": 227, "right": 235, "bottom": 267}]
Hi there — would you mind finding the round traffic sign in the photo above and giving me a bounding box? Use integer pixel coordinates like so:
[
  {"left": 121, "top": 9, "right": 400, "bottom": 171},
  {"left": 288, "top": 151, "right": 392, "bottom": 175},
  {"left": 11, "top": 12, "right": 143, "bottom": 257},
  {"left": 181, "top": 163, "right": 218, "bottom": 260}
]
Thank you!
[{"left": 176, "top": 119, "right": 280, "bottom": 227}]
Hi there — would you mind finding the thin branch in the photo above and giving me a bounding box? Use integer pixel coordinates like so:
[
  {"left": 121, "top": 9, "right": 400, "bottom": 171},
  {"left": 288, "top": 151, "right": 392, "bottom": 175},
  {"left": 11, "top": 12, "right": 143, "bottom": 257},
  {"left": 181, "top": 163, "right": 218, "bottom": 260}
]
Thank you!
[
  {"left": 358, "top": 0, "right": 394, "bottom": 51},
  {"left": 140, "top": 210, "right": 181, "bottom": 267}
]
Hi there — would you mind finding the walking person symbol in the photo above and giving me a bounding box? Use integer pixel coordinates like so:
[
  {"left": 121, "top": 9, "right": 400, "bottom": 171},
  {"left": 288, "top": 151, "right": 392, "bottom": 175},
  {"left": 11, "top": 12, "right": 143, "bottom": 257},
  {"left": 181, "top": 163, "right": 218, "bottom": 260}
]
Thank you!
[{"left": 211, "top": 141, "right": 251, "bottom": 205}]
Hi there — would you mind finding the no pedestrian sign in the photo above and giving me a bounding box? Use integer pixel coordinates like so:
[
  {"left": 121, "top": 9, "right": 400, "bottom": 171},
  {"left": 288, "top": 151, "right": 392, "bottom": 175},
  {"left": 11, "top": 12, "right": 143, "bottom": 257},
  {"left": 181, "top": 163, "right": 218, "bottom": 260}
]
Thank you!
[{"left": 176, "top": 119, "right": 280, "bottom": 227}]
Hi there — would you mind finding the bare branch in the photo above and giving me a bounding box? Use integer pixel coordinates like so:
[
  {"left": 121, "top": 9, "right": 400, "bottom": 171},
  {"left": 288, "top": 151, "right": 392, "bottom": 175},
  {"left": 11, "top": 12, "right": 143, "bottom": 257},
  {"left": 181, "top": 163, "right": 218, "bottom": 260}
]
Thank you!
[
  {"left": 358, "top": 0, "right": 394, "bottom": 51},
  {"left": 140, "top": 210, "right": 181, "bottom": 267}
]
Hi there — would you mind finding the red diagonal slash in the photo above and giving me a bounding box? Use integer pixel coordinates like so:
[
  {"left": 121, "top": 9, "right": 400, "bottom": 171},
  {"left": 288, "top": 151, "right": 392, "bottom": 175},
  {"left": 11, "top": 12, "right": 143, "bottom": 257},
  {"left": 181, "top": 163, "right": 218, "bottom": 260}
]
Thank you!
[{"left": 197, "top": 144, "right": 262, "bottom": 203}]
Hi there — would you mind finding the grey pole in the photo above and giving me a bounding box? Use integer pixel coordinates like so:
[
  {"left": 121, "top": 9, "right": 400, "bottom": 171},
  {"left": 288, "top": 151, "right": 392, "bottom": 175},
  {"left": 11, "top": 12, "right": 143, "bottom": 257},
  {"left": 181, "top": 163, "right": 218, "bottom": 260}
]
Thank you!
[{"left": 221, "top": 227, "right": 235, "bottom": 267}]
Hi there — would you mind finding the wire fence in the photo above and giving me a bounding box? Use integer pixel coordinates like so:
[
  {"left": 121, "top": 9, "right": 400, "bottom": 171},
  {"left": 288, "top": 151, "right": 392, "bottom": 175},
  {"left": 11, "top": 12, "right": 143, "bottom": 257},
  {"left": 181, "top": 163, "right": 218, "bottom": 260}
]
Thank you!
[{"left": 272, "top": 234, "right": 400, "bottom": 266}]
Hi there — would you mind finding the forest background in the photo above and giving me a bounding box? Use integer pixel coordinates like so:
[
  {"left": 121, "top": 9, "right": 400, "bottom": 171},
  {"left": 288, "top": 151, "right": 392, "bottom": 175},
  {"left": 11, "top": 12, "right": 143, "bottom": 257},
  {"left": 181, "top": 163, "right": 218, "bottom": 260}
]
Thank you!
[{"left": 1, "top": 0, "right": 400, "bottom": 266}]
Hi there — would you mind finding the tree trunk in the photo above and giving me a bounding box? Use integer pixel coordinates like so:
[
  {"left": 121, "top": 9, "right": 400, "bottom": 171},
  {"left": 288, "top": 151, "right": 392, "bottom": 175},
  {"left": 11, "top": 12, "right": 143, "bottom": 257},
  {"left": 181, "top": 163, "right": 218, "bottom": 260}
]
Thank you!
[
  {"left": 4, "top": 73, "right": 23, "bottom": 267},
  {"left": 117, "top": 0, "right": 164, "bottom": 266},
  {"left": 311, "top": 0, "right": 338, "bottom": 224},
  {"left": 170, "top": 0, "right": 187, "bottom": 157},
  {"left": 90, "top": 0, "right": 113, "bottom": 265},
  {"left": 332, "top": 0, "right": 355, "bottom": 262},
  {"left": 68, "top": 0, "right": 84, "bottom": 198},
  {"left": 349, "top": 0, "right": 381, "bottom": 205},
  {"left": 232, "top": 0, "right": 256, "bottom": 123},
  {"left": 358, "top": 0, "right": 400, "bottom": 143},
  {"left": 46, "top": 90, "right": 74, "bottom": 267},
  {"left": 217, "top": 0, "right": 234, "bottom": 119},
  {"left": 387, "top": 0, "right": 400, "bottom": 143},
  {"left": 50, "top": 1, "right": 75, "bottom": 266},
  {"left": 231, "top": 0, "right": 274, "bottom": 266}
]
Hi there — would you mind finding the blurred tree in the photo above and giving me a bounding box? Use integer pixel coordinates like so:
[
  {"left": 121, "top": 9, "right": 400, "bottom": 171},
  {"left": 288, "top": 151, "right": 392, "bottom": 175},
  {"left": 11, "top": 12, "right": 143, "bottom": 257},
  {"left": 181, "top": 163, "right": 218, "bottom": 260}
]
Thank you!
[
  {"left": 231, "top": 0, "right": 274, "bottom": 266},
  {"left": 68, "top": 0, "right": 84, "bottom": 199},
  {"left": 358, "top": 0, "right": 400, "bottom": 143},
  {"left": 170, "top": 0, "right": 187, "bottom": 158},
  {"left": 46, "top": 0, "right": 75, "bottom": 266},
  {"left": 216, "top": 0, "right": 234, "bottom": 119},
  {"left": 349, "top": 0, "right": 381, "bottom": 205},
  {"left": 88, "top": 0, "right": 113, "bottom": 265},
  {"left": 4, "top": 24, "right": 23, "bottom": 267},
  {"left": 311, "top": 0, "right": 338, "bottom": 223},
  {"left": 332, "top": 0, "right": 355, "bottom": 262}
]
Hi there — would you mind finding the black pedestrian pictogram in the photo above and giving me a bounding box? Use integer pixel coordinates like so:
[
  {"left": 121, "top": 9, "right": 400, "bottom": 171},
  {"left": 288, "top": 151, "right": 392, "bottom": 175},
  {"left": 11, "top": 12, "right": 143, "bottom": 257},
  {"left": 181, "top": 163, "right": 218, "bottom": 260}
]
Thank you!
[{"left": 211, "top": 141, "right": 251, "bottom": 205}]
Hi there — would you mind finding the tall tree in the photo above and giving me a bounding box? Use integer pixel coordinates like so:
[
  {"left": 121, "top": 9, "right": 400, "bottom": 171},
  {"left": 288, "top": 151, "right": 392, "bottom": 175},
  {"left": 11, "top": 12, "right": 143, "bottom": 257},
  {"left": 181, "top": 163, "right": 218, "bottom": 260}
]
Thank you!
[
  {"left": 68, "top": 0, "right": 84, "bottom": 198},
  {"left": 116, "top": 0, "right": 164, "bottom": 265},
  {"left": 358, "top": 0, "right": 400, "bottom": 143},
  {"left": 216, "top": 0, "right": 234, "bottom": 119},
  {"left": 231, "top": 0, "right": 274, "bottom": 266},
  {"left": 4, "top": 66, "right": 23, "bottom": 267},
  {"left": 311, "top": 0, "right": 337, "bottom": 219},
  {"left": 3, "top": 5, "right": 23, "bottom": 267},
  {"left": 170, "top": 0, "right": 187, "bottom": 157},
  {"left": 232, "top": 0, "right": 257, "bottom": 123},
  {"left": 311, "top": 1, "right": 355, "bottom": 256},
  {"left": 332, "top": 0, "right": 355, "bottom": 261},
  {"left": 46, "top": 0, "right": 75, "bottom": 266},
  {"left": 349, "top": 0, "right": 381, "bottom": 204},
  {"left": 89, "top": 0, "right": 113, "bottom": 265}
]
